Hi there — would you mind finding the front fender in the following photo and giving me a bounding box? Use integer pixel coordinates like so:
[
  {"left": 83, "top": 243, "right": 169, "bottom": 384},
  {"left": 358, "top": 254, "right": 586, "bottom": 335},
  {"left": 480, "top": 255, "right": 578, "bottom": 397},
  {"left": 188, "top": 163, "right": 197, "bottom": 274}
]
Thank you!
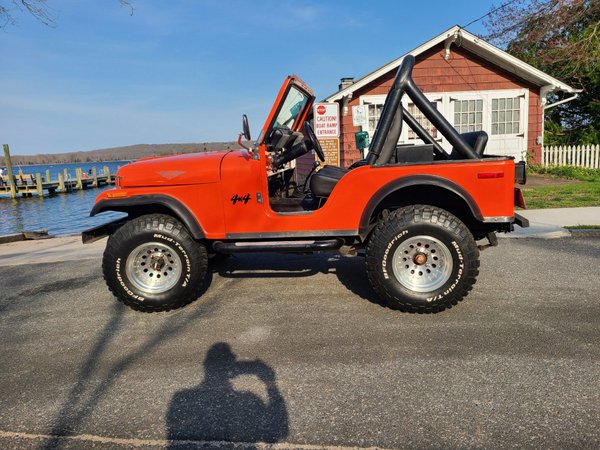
[{"left": 90, "top": 194, "right": 205, "bottom": 240}]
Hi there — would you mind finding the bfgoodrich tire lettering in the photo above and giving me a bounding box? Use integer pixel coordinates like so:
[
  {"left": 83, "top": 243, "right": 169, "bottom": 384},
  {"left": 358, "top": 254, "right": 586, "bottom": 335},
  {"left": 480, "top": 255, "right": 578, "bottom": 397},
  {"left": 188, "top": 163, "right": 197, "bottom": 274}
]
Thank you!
[
  {"left": 366, "top": 205, "right": 479, "bottom": 313},
  {"left": 102, "top": 214, "right": 208, "bottom": 312}
]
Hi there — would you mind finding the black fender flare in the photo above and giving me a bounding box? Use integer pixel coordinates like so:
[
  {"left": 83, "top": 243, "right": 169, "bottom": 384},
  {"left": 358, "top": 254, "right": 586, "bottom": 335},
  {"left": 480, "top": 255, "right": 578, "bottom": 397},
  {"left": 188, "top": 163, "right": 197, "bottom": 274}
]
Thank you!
[
  {"left": 90, "top": 194, "right": 205, "bottom": 239},
  {"left": 358, "top": 175, "right": 483, "bottom": 238}
]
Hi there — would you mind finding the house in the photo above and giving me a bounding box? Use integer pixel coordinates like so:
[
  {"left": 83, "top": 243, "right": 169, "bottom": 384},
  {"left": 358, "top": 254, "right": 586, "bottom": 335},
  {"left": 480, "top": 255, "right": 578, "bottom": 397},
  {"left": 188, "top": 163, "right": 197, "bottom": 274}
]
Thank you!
[{"left": 322, "top": 26, "right": 578, "bottom": 167}]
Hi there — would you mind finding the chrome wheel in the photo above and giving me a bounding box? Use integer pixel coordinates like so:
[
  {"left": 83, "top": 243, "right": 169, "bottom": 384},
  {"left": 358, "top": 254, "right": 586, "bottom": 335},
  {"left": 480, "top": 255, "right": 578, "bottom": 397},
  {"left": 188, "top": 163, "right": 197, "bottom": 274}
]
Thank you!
[
  {"left": 391, "top": 235, "right": 453, "bottom": 293},
  {"left": 125, "top": 242, "right": 182, "bottom": 294}
]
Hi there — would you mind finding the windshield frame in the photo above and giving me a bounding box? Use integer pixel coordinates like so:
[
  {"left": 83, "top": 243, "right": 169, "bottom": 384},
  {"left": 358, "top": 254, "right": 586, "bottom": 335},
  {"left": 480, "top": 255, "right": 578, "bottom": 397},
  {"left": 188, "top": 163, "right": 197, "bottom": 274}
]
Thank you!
[{"left": 258, "top": 75, "right": 315, "bottom": 146}]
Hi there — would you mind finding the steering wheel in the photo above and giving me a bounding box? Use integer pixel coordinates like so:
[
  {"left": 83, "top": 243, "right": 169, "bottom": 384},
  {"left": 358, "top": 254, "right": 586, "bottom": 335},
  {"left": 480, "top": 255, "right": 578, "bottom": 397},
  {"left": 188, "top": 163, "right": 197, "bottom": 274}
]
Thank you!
[{"left": 303, "top": 121, "right": 325, "bottom": 162}]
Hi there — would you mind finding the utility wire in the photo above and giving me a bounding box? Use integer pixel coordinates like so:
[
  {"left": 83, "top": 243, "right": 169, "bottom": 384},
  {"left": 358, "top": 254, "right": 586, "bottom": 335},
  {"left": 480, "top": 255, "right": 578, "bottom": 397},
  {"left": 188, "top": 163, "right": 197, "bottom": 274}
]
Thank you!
[{"left": 462, "top": 0, "right": 521, "bottom": 29}]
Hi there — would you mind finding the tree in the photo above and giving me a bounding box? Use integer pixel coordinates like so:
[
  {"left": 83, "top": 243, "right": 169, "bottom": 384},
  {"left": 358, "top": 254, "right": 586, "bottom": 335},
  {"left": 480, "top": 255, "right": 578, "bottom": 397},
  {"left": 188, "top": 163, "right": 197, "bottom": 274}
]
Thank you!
[
  {"left": 484, "top": 0, "right": 600, "bottom": 145},
  {"left": 0, "top": 0, "right": 133, "bottom": 27}
]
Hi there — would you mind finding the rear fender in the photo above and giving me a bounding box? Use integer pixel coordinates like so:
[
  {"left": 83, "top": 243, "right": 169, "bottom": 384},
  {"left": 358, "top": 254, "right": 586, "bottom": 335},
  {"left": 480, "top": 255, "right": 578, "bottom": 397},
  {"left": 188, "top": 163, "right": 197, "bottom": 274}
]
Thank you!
[{"left": 359, "top": 175, "right": 484, "bottom": 239}]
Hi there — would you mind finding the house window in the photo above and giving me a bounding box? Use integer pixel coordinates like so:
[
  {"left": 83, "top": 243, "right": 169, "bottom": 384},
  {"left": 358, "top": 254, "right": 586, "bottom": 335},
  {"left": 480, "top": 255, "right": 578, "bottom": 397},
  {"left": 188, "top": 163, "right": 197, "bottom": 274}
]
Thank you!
[
  {"left": 492, "top": 97, "right": 520, "bottom": 135},
  {"left": 407, "top": 102, "right": 438, "bottom": 140},
  {"left": 454, "top": 99, "right": 483, "bottom": 133},
  {"left": 366, "top": 102, "right": 384, "bottom": 133}
]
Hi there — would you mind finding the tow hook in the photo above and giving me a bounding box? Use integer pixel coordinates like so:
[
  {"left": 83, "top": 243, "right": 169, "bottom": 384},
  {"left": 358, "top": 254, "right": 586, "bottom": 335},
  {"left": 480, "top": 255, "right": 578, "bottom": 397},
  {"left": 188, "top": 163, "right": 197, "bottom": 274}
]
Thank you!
[{"left": 478, "top": 231, "right": 498, "bottom": 251}]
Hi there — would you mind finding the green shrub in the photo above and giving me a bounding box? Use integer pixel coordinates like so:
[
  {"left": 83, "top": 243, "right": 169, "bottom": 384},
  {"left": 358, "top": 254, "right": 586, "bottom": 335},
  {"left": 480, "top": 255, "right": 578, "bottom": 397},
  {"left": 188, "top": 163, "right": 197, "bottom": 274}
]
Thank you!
[{"left": 528, "top": 164, "right": 600, "bottom": 182}]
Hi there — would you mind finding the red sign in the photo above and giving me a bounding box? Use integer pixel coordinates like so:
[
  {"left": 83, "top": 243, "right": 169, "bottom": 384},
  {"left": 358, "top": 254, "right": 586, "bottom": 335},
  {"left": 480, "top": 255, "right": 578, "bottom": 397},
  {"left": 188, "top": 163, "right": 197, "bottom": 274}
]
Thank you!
[{"left": 313, "top": 103, "right": 339, "bottom": 138}]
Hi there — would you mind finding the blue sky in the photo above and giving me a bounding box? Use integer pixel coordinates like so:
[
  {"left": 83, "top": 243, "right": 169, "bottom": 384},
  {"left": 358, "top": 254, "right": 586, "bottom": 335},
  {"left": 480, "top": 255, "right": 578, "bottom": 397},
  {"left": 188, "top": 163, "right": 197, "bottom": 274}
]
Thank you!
[{"left": 0, "top": 0, "right": 492, "bottom": 155}]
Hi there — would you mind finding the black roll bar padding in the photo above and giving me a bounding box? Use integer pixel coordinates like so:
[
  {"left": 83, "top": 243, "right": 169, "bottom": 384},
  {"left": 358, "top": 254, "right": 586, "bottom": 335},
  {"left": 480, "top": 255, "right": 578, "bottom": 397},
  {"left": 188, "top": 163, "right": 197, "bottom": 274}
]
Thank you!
[
  {"left": 401, "top": 107, "right": 449, "bottom": 158},
  {"left": 375, "top": 103, "right": 404, "bottom": 165},
  {"left": 365, "top": 59, "right": 414, "bottom": 165},
  {"left": 401, "top": 57, "right": 479, "bottom": 159}
]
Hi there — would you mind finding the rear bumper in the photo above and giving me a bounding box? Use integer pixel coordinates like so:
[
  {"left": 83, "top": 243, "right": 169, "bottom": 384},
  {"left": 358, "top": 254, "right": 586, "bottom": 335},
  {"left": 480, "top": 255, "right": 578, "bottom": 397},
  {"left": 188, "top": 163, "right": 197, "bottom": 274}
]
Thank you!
[
  {"left": 482, "top": 212, "right": 529, "bottom": 232},
  {"left": 514, "top": 212, "right": 530, "bottom": 228}
]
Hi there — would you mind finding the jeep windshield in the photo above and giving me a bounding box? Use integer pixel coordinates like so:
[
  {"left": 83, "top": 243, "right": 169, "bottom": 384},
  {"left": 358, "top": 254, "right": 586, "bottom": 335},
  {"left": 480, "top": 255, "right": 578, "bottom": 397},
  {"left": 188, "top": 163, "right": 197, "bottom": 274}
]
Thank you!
[
  {"left": 257, "top": 76, "right": 315, "bottom": 145},
  {"left": 273, "top": 86, "right": 309, "bottom": 130}
]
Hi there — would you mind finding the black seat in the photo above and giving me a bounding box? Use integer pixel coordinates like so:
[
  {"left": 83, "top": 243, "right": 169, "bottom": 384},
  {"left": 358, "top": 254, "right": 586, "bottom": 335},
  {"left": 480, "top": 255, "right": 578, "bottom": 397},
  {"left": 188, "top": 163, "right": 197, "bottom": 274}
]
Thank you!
[
  {"left": 450, "top": 131, "right": 488, "bottom": 159},
  {"left": 310, "top": 165, "right": 348, "bottom": 197}
]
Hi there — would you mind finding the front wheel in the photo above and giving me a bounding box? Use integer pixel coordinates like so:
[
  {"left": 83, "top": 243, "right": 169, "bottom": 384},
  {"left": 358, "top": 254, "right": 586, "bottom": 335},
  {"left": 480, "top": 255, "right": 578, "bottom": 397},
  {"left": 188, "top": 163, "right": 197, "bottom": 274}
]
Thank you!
[
  {"left": 102, "top": 214, "right": 208, "bottom": 312},
  {"left": 366, "top": 205, "right": 479, "bottom": 313}
]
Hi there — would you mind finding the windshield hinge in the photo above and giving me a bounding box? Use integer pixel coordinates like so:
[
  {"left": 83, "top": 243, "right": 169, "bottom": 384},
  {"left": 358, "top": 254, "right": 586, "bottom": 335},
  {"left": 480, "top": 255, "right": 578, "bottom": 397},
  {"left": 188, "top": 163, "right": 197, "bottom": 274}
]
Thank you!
[{"left": 256, "top": 192, "right": 264, "bottom": 204}]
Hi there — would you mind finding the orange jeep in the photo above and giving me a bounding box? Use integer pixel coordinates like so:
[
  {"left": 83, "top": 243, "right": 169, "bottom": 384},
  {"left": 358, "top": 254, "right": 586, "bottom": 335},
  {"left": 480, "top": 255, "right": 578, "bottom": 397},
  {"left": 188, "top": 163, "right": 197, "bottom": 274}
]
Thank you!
[{"left": 84, "top": 56, "right": 528, "bottom": 313}]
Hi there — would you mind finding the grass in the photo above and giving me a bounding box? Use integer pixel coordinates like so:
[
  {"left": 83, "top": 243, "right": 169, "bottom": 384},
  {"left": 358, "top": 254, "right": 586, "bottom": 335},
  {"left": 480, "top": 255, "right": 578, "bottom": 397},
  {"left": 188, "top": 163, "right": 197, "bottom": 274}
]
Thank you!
[
  {"left": 565, "top": 225, "right": 600, "bottom": 230},
  {"left": 523, "top": 181, "right": 600, "bottom": 208},
  {"left": 523, "top": 165, "right": 600, "bottom": 209}
]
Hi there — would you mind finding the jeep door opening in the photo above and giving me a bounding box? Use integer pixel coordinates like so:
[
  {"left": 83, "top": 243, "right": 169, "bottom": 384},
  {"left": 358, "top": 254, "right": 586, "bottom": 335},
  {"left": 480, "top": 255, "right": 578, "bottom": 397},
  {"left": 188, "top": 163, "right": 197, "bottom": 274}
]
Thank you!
[{"left": 85, "top": 55, "right": 528, "bottom": 313}]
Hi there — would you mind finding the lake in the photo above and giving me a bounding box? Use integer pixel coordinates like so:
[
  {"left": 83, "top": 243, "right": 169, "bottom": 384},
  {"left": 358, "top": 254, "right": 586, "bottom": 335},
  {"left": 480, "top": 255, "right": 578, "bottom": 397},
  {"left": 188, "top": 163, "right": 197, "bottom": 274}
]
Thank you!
[{"left": 0, "top": 161, "right": 130, "bottom": 236}]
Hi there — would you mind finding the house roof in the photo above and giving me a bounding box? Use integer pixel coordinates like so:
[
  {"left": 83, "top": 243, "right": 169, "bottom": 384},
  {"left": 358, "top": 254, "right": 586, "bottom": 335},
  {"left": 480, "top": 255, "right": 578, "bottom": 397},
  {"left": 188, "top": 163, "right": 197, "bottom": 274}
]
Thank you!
[{"left": 325, "top": 26, "right": 578, "bottom": 102}]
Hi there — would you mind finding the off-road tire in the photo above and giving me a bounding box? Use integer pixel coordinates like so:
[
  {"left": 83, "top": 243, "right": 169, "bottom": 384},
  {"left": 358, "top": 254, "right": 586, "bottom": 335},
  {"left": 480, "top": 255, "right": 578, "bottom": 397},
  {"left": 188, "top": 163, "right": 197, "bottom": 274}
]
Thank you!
[
  {"left": 102, "top": 214, "right": 208, "bottom": 312},
  {"left": 366, "top": 205, "right": 479, "bottom": 313}
]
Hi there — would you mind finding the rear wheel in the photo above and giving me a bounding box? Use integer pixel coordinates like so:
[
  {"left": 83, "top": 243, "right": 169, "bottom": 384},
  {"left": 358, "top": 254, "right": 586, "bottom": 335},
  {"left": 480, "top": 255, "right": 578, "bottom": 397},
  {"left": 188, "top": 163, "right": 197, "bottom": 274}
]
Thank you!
[
  {"left": 102, "top": 214, "right": 208, "bottom": 312},
  {"left": 366, "top": 205, "right": 479, "bottom": 313}
]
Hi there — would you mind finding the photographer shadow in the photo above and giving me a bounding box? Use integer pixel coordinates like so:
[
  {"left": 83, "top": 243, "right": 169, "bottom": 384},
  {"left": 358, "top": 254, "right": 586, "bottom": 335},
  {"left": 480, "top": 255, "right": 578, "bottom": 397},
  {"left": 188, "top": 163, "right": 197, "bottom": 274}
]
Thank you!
[{"left": 166, "top": 342, "right": 289, "bottom": 447}]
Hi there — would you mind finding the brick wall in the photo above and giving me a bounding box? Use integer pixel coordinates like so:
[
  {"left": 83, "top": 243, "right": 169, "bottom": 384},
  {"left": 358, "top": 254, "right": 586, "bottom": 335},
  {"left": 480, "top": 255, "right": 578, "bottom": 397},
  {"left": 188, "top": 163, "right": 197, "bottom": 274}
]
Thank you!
[{"left": 337, "top": 44, "right": 543, "bottom": 166}]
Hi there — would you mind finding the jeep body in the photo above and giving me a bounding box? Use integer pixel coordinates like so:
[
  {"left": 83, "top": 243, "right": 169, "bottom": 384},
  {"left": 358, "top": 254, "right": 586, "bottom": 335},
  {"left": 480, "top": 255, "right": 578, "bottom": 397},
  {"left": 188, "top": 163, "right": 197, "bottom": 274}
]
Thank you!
[{"left": 86, "top": 55, "right": 527, "bottom": 313}]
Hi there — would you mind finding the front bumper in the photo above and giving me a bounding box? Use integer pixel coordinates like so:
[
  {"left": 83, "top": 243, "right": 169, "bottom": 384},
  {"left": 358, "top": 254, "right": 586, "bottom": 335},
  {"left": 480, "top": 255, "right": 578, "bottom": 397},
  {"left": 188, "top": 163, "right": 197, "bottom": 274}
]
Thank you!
[{"left": 81, "top": 218, "right": 127, "bottom": 244}]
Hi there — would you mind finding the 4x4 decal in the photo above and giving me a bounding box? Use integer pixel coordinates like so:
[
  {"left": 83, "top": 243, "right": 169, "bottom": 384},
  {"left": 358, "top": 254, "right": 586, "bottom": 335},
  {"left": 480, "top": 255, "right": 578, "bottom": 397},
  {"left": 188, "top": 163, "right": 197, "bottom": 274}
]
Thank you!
[{"left": 230, "top": 193, "right": 251, "bottom": 205}]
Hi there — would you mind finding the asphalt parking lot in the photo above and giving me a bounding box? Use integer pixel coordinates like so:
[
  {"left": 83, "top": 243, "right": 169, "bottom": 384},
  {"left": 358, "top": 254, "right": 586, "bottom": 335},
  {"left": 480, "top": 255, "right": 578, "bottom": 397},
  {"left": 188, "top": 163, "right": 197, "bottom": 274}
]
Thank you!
[{"left": 0, "top": 237, "right": 599, "bottom": 449}]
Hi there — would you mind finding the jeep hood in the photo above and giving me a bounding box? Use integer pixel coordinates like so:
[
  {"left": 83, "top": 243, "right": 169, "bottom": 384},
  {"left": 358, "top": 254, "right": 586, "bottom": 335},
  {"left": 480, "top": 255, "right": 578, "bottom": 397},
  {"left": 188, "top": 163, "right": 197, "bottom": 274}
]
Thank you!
[{"left": 117, "top": 151, "right": 229, "bottom": 187}]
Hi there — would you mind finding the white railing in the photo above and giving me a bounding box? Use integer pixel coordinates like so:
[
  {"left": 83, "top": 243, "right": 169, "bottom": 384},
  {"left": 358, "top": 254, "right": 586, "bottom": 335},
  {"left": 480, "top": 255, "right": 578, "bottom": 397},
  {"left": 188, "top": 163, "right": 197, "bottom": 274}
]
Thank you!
[{"left": 543, "top": 144, "right": 600, "bottom": 168}]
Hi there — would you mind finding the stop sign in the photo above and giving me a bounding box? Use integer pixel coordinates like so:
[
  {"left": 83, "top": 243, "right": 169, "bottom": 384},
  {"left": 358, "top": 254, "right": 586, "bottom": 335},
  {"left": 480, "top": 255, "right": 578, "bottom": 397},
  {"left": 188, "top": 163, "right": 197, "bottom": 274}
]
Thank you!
[{"left": 316, "top": 105, "right": 326, "bottom": 115}]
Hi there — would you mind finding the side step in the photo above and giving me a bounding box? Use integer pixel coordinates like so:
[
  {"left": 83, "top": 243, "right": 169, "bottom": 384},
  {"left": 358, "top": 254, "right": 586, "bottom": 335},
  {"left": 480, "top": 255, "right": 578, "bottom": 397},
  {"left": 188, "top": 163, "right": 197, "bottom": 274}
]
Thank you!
[{"left": 213, "top": 238, "right": 344, "bottom": 254}]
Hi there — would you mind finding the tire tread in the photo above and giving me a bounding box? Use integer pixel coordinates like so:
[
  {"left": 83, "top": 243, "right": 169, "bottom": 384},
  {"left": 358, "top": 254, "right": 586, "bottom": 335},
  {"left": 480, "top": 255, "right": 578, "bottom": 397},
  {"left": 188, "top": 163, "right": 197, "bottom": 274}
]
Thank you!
[
  {"left": 102, "top": 214, "right": 207, "bottom": 313},
  {"left": 366, "top": 205, "right": 479, "bottom": 313}
]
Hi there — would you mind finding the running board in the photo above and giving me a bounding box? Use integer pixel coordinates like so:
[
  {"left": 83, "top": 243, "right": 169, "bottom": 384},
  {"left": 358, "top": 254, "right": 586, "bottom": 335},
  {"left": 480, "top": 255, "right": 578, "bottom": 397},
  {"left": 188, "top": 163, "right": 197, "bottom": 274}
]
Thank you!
[{"left": 212, "top": 238, "right": 344, "bottom": 254}]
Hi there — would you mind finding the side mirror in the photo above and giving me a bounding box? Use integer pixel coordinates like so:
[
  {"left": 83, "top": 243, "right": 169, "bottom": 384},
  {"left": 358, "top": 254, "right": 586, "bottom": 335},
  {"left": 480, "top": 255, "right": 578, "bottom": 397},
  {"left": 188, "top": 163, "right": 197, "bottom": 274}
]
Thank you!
[
  {"left": 238, "top": 114, "right": 253, "bottom": 153},
  {"left": 242, "top": 114, "right": 251, "bottom": 141}
]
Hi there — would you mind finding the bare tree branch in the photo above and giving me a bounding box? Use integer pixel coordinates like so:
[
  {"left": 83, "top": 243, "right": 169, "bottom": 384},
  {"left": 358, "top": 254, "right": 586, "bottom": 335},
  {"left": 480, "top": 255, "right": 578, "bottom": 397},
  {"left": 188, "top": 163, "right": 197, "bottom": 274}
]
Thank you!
[
  {"left": 0, "top": 0, "right": 134, "bottom": 28},
  {"left": 484, "top": 0, "right": 600, "bottom": 145}
]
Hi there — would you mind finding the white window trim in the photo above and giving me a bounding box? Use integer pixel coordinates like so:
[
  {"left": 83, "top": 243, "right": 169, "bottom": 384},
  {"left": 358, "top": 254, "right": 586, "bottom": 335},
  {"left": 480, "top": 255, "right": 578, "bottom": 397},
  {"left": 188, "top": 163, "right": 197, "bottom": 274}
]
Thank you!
[{"left": 359, "top": 94, "right": 387, "bottom": 136}]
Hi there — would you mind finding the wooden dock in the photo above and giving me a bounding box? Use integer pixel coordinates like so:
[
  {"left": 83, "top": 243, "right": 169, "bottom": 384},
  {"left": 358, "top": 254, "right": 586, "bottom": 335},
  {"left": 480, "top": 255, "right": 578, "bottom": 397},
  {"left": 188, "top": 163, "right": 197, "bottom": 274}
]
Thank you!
[
  {"left": 1, "top": 144, "right": 116, "bottom": 199},
  {"left": 1, "top": 169, "right": 116, "bottom": 198}
]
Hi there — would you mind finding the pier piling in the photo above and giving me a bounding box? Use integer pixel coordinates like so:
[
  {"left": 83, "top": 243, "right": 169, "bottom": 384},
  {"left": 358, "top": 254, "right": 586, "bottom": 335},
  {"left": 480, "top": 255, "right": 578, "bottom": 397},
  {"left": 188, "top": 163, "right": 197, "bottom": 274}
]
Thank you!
[
  {"left": 58, "top": 173, "right": 65, "bottom": 192},
  {"left": 75, "top": 168, "right": 83, "bottom": 190},
  {"left": 36, "top": 173, "right": 43, "bottom": 196},
  {"left": 3, "top": 144, "right": 17, "bottom": 199}
]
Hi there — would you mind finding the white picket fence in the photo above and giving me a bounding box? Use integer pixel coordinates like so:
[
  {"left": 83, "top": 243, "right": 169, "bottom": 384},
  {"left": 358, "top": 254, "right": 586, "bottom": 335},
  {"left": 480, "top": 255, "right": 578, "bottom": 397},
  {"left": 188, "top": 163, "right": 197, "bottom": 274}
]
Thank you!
[{"left": 543, "top": 144, "right": 600, "bottom": 168}]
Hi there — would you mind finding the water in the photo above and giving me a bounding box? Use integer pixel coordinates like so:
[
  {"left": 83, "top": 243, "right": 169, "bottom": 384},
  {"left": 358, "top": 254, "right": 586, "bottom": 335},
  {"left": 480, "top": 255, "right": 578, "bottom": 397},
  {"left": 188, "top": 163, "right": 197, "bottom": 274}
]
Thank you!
[{"left": 0, "top": 161, "right": 130, "bottom": 236}]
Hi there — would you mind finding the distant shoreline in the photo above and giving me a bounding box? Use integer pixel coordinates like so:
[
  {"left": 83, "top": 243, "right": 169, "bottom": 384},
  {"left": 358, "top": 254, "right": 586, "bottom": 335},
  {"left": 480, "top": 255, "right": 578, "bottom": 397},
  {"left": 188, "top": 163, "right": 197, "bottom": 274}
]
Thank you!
[
  {"left": 1, "top": 142, "right": 237, "bottom": 166},
  {"left": 10, "top": 160, "right": 132, "bottom": 167}
]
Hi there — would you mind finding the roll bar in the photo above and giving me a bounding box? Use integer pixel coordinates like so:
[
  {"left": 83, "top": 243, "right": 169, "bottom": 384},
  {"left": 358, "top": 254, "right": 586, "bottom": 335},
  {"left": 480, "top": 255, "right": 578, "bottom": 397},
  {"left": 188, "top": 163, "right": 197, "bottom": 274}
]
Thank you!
[
  {"left": 366, "top": 55, "right": 479, "bottom": 165},
  {"left": 401, "top": 107, "right": 446, "bottom": 157}
]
